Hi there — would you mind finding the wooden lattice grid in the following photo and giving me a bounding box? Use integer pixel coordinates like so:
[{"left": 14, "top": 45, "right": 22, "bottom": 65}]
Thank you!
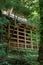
[
  {"left": 0, "top": 20, "right": 39, "bottom": 50},
  {"left": 6, "top": 21, "right": 38, "bottom": 50}
]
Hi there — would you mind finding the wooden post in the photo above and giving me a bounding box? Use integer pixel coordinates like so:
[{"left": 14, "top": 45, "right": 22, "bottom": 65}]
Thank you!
[
  {"left": 17, "top": 27, "right": 19, "bottom": 48},
  {"left": 36, "top": 31, "right": 38, "bottom": 50},
  {"left": 24, "top": 26, "right": 26, "bottom": 49},
  {"left": 8, "top": 23, "right": 10, "bottom": 49},
  {"left": 31, "top": 30, "right": 33, "bottom": 50}
]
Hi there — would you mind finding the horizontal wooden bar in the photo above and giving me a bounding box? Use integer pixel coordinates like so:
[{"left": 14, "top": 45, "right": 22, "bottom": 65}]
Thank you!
[
  {"left": 18, "top": 35, "right": 24, "bottom": 37},
  {"left": 19, "top": 38, "right": 24, "bottom": 40},
  {"left": 26, "top": 40, "right": 31, "bottom": 42},
  {"left": 10, "top": 37, "right": 17, "bottom": 39},
  {"left": 18, "top": 31, "right": 25, "bottom": 33}
]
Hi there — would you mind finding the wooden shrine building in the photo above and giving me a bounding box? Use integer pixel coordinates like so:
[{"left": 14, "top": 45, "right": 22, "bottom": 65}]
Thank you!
[
  {"left": 0, "top": 10, "right": 39, "bottom": 50},
  {"left": 7, "top": 21, "right": 38, "bottom": 50}
]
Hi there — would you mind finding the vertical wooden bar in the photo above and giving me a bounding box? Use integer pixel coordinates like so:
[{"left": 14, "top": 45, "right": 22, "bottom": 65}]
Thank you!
[
  {"left": 24, "top": 25, "right": 26, "bottom": 49},
  {"left": 36, "top": 31, "right": 38, "bottom": 50},
  {"left": 17, "top": 27, "right": 19, "bottom": 48},
  {"left": 31, "top": 29, "right": 33, "bottom": 50},
  {"left": 8, "top": 23, "right": 10, "bottom": 49}
]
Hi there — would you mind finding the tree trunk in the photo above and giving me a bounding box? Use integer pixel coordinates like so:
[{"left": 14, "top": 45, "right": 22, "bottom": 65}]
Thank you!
[{"left": 39, "top": 0, "right": 43, "bottom": 65}]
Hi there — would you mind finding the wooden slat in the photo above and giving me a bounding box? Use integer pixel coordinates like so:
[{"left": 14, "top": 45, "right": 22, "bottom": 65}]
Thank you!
[
  {"left": 19, "top": 31, "right": 25, "bottom": 33},
  {"left": 10, "top": 33, "right": 17, "bottom": 35},
  {"left": 19, "top": 35, "right": 24, "bottom": 37},
  {"left": 31, "top": 30, "right": 33, "bottom": 50},
  {"left": 11, "top": 37, "right": 17, "bottom": 39},
  {"left": 10, "top": 29, "right": 17, "bottom": 31},
  {"left": 26, "top": 40, "right": 31, "bottom": 42},
  {"left": 18, "top": 43, "right": 25, "bottom": 44},
  {"left": 24, "top": 25, "right": 26, "bottom": 49},
  {"left": 19, "top": 38, "right": 25, "bottom": 41},
  {"left": 26, "top": 44, "right": 31, "bottom": 46},
  {"left": 10, "top": 41, "right": 17, "bottom": 43},
  {"left": 19, "top": 27, "right": 24, "bottom": 29},
  {"left": 8, "top": 23, "right": 10, "bottom": 48},
  {"left": 17, "top": 28, "right": 19, "bottom": 48},
  {"left": 36, "top": 31, "right": 38, "bottom": 50}
]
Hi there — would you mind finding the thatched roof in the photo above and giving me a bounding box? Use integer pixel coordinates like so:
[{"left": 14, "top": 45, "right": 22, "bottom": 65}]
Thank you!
[
  {"left": 1, "top": 10, "right": 36, "bottom": 29},
  {"left": 2, "top": 10, "right": 27, "bottom": 24}
]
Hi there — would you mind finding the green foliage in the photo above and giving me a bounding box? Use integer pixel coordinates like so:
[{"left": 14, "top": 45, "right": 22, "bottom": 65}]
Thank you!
[
  {"left": 0, "top": 0, "right": 14, "bottom": 9},
  {"left": 0, "top": 60, "right": 11, "bottom": 65},
  {"left": 0, "top": 49, "right": 6, "bottom": 57},
  {"left": 7, "top": 49, "right": 39, "bottom": 65},
  {"left": 0, "top": 42, "right": 7, "bottom": 47},
  {"left": 0, "top": 16, "right": 9, "bottom": 26},
  {"left": 27, "top": 11, "right": 40, "bottom": 28},
  {"left": 0, "top": 0, "right": 39, "bottom": 17},
  {"left": 0, "top": 0, "right": 40, "bottom": 65}
]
